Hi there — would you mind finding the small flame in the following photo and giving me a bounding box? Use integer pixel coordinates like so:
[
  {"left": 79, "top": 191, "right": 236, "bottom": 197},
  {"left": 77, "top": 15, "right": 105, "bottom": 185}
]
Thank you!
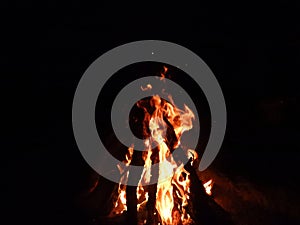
[
  {"left": 160, "top": 66, "right": 168, "bottom": 81},
  {"left": 203, "top": 179, "right": 213, "bottom": 196},
  {"left": 141, "top": 84, "right": 152, "bottom": 91},
  {"left": 109, "top": 146, "right": 133, "bottom": 216}
]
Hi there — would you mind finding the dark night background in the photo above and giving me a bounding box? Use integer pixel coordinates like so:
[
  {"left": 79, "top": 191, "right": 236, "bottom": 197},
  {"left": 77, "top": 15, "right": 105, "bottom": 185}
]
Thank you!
[{"left": 1, "top": 2, "right": 300, "bottom": 225}]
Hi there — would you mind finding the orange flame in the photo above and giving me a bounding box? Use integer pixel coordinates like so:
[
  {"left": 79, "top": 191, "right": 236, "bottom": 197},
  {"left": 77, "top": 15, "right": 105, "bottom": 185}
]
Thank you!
[
  {"left": 141, "top": 84, "right": 152, "bottom": 91},
  {"left": 109, "top": 146, "right": 133, "bottom": 216},
  {"left": 160, "top": 66, "right": 168, "bottom": 81},
  {"left": 110, "top": 66, "right": 213, "bottom": 224},
  {"left": 203, "top": 179, "right": 213, "bottom": 196}
]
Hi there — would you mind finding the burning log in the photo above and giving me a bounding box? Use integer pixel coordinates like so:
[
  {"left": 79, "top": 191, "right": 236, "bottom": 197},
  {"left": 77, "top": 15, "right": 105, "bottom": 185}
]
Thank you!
[{"left": 185, "top": 158, "right": 234, "bottom": 225}]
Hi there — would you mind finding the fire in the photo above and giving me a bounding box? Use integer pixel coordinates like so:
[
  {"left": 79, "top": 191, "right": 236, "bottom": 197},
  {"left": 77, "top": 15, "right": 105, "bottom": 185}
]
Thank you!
[
  {"left": 109, "top": 146, "right": 133, "bottom": 216},
  {"left": 160, "top": 66, "right": 168, "bottom": 81},
  {"left": 203, "top": 179, "right": 213, "bottom": 196},
  {"left": 141, "top": 84, "right": 153, "bottom": 91},
  {"left": 110, "top": 66, "right": 213, "bottom": 224}
]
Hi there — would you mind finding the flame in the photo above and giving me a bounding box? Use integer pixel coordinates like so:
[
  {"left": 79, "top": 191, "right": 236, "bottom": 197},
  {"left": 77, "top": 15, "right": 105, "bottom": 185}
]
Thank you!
[
  {"left": 203, "top": 179, "right": 213, "bottom": 196},
  {"left": 110, "top": 66, "right": 213, "bottom": 224},
  {"left": 109, "top": 146, "right": 133, "bottom": 216},
  {"left": 141, "top": 84, "right": 152, "bottom": 91},
  {"left": 160, "top": 66, "right": 168, "bottom": 81}
]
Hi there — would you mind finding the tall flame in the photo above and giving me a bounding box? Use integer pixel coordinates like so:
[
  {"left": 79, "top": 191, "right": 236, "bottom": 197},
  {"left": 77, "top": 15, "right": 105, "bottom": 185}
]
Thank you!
[{"left": 110, "top": 67, "right": 213, "bottom": 224}]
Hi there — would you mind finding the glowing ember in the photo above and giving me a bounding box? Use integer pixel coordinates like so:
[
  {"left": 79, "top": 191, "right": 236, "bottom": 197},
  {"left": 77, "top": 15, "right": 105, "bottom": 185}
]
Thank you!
[{"left": 110, "top": 66, "right": 213, "bottom": 224}]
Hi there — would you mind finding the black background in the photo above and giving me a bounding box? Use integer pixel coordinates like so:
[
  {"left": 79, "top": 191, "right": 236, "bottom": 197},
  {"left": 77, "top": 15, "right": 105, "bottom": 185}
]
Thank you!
[{"left": 1, "top": 3, "right": 300, "bottom": 225}]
